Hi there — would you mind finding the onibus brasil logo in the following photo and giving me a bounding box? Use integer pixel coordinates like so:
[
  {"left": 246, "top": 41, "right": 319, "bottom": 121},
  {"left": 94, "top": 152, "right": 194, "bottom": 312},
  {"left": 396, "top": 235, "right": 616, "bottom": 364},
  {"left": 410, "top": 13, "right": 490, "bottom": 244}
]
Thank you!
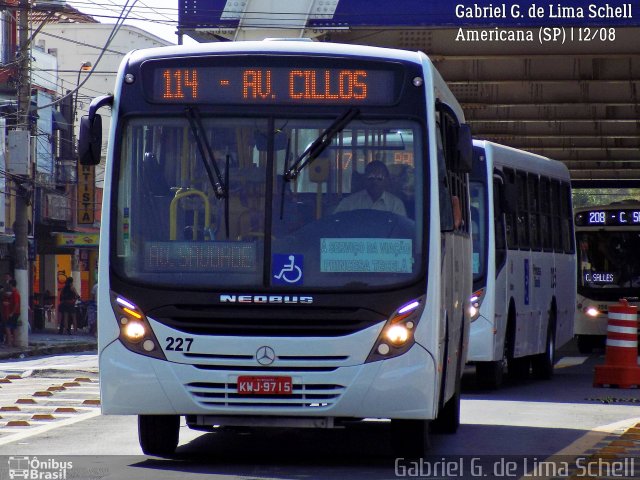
[{"left": 7, "top": 456, "right": 72, "bottom": 480}]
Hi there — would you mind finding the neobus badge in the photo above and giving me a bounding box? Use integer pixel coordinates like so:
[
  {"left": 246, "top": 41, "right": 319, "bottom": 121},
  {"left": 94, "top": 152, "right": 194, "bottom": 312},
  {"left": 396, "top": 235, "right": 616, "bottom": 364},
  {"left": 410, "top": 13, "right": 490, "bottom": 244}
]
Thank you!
[{"left": 220, "top": 294, "right": 313, "bottom": 304}]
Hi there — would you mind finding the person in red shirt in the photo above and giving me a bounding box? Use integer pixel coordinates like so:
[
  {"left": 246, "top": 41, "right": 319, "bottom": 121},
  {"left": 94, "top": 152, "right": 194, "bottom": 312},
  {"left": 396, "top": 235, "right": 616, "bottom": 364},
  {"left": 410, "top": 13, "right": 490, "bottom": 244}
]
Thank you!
[{"left": 4, "top": 279, "right": 20, "bottom": 348}]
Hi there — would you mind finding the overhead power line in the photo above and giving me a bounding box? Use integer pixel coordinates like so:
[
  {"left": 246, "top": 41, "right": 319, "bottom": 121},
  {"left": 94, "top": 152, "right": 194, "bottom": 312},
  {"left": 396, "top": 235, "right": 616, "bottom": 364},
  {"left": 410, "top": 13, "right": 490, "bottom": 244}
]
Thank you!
[{"left": 31, "top": 0, "right": 141, "bottom": 112}]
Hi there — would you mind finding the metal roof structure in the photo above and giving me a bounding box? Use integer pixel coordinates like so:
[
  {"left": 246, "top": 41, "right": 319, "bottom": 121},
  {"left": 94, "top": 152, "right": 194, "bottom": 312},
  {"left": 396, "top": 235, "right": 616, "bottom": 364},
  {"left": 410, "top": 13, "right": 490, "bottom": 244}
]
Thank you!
[{"left": 178, "top": 0, "right": 640, "bottom": 185}]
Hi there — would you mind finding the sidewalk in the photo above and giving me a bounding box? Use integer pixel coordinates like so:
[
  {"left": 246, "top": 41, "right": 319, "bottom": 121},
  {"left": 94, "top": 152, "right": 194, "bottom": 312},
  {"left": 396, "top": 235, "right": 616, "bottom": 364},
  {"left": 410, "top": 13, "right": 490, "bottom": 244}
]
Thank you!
[{"left": 0, "top": 329, "right": 97, "bottom": 361}]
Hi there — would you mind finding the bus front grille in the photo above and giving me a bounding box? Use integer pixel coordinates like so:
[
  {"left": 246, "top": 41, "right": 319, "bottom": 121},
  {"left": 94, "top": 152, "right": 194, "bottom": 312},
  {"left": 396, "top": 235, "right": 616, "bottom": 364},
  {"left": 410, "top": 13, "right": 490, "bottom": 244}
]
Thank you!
[{"left": 148, "top": 305, "right": 384, "bottom": 337}]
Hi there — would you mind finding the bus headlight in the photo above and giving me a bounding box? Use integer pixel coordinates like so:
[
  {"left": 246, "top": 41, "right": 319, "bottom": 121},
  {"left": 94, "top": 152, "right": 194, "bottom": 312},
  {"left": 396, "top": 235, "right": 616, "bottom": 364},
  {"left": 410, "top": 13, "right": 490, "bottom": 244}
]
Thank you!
[
  {"left": 584, "top": 306, "right": 601, "bottom": 317},
  {"left": 123, "top": 321, "right": 146, "bottom": 342},
  {"left": 111, "top": 293, "right": 166, "bottom": 360},
  {"left": 366, "top": 296, "right": 425, "bottom": 363},
  {"left": 469, "top": 288, "right": 485, "bottom": 322},
  {"left": 385, "top": 324, "right": 410, "bottom": 346}
]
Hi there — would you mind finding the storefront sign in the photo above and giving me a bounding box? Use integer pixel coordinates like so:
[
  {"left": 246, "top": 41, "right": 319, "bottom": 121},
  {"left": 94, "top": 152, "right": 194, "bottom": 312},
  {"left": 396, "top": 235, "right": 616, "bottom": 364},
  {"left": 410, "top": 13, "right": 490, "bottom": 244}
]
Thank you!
[
  {"left": 77, "top": 164, "right": 96, "bottom": 224},
  {"left": 55, "top": 233, "right": 99, "bottom": 247}
]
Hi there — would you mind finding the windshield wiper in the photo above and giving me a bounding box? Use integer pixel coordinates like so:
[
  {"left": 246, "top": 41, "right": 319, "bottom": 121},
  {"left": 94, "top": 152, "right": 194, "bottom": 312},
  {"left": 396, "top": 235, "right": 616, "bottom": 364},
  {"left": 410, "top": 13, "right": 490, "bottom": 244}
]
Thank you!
[
  {"left": 184, "top": 107, "right": 227, "bottom": 198},
  {"left": 284, "top": 108, "right": 359, "bottom": 181}
]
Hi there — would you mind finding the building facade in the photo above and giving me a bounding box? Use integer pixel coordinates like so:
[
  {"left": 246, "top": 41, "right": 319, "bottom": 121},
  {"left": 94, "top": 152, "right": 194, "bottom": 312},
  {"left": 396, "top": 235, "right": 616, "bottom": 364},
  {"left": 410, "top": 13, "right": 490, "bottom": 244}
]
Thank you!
[{"left": 27, "top": 21, "right": 171, "bottom": 329}]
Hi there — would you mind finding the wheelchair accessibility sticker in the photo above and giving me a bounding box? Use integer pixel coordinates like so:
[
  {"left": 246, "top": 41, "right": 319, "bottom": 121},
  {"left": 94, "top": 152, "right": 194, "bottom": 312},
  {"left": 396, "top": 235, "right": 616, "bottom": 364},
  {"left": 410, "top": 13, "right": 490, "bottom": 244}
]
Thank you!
[{"left": 273, "top": 254, "right": 304, "bottom": 285}]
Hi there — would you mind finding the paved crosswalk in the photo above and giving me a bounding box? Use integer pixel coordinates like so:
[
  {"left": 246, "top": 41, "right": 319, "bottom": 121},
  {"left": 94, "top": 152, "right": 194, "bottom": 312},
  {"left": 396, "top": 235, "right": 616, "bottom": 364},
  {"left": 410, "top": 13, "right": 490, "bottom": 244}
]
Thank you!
[{"left": 0, "top": 371, "right": 100, "bottom": 445}]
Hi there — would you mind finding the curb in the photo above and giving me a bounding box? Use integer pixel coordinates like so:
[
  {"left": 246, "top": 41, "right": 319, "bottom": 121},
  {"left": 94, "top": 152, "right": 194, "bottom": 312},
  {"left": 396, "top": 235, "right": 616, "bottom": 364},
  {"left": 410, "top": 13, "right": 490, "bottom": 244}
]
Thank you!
[
  {"left": 582, "top": 421, "right": 640, "bottom": 459},
  {"left": 0, "top": 341, "right": 97, "bottom": 361}
]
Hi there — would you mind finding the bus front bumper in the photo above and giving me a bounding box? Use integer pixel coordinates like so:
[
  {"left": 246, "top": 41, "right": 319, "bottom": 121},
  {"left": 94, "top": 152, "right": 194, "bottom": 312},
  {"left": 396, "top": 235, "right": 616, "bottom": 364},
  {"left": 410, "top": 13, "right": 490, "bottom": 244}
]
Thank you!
[
  {"left": 467, "top": 314, "right": 496, "bottom": 362},
  {"left": 99, "top": 339, "right": 437, "bottom": 421}
]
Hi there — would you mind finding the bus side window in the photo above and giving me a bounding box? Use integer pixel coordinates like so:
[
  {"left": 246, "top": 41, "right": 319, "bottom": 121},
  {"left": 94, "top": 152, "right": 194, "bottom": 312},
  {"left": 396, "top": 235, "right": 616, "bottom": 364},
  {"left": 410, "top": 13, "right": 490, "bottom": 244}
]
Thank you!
[
  {"left": 516, "top": 171, "right": 529, "bottom": 249},
  {"left": 560, "top": 182, "right": 575, "bottom": 253},
  {"left": 539, "top": 177, "right": 553, "bottom": 251},
  {"left": 550, "top": 180, "right": 563, "bottom": 252},
  {"left": 528, "top": 174, "right": 541, "bottom": 251},
  {"left": 493, "top": 177, "right": 507, "bottom": 270},
  {"left": 436, "top": 122, "right": 454, "bottom": 231},
  {"left": 503, "top": 167, "right": 518, "bottom": 249},
  {"left": 437, "top": 114, "right": 469, "bottom": 233}
]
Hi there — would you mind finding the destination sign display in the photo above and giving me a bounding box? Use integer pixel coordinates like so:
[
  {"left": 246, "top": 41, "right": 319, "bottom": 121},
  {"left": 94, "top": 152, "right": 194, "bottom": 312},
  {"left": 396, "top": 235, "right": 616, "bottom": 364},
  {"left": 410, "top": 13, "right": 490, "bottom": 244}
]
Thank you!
[
  {"left": 584, "top": 271, "right": 616, "bottom": 284},
  {"left": 575, "top": 209, "right": 640, "bottom": 227},
  {"left": 149, "top": 66, "right": 397, "bottom": 105},
  {"left": 144, "top": 241, "right": 257, "bottom": 273}
]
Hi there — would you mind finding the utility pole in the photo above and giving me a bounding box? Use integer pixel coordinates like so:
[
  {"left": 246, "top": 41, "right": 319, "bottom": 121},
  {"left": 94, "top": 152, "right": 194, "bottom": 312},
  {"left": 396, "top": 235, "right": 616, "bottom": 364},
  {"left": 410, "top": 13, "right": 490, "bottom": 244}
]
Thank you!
[{"left": 15, "top": 0, "right": 32, "bottom": 348}]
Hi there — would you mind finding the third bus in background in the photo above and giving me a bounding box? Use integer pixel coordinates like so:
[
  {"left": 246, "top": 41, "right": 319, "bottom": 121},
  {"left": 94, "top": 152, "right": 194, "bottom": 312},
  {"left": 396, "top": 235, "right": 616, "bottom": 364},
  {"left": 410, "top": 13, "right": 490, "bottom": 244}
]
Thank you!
[{"left": 574, "top": 201, "right": 640, "bottom": 353}]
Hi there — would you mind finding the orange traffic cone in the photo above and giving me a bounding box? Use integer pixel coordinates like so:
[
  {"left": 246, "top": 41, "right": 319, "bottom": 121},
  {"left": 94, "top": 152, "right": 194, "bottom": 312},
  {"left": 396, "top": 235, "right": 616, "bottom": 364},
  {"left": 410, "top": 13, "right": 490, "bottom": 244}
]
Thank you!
[{"left": 594, "top": 299, "right": 640, "bottom": 388}]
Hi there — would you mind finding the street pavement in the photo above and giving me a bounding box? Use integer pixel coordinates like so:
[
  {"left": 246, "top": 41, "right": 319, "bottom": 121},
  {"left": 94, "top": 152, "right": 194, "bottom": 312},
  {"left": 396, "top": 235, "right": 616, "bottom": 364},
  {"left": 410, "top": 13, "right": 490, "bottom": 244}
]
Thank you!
[
  {"left": 0, "top": 329, "right": 97, "bottom": 361},
  {"left": 0, "top": 333, "right": 637, "bottom": 476}
]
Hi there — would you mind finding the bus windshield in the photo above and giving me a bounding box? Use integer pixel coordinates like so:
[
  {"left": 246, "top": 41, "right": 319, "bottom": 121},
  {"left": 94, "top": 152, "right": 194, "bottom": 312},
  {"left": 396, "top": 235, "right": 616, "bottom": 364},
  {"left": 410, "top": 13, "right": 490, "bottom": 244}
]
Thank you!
[
  {"left": 576, "top": 230, "right": 640, "bottom": 295},
  {"left": 470, "top": 180, "right": 487, "bottom": 285},
  {"left": 470, "top": 146, "right": 488, "bottom": 287},
  {"left": 114, "top": 115, "right": 423, "bottom": 289}
]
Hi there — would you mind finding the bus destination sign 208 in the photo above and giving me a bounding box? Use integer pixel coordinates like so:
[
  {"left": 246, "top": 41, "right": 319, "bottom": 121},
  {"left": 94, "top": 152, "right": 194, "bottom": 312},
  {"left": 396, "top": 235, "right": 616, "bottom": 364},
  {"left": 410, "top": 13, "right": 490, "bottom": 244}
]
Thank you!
[{"left": 575, "top": 209, "right": 640, "bottom": 227}]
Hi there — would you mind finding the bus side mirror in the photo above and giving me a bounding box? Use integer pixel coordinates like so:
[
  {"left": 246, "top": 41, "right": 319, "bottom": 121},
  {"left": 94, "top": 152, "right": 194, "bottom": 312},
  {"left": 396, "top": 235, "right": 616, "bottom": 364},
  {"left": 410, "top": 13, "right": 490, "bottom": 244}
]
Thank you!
[
  {"left": 455, "top": 124, "right": 472, "bottom": 173},
  {"left": 78, "top": 94, "right": 113, "bottom": 166},
  {"left": 78, "top": 114, "right": 102, "bottom": 166}
]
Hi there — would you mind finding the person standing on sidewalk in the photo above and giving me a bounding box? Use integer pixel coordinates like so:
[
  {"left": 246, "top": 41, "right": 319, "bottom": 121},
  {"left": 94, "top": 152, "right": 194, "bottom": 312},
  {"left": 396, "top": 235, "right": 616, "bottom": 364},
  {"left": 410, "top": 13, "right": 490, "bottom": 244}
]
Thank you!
[
  {"left": 0, "top": 272, "right": 13, "bottom": 345},
  {"left": 3, "top": 280, "right": 20, "bottom": 348},
  {"left": 58, "top": 277, "right": 80, "bottom": 335}
]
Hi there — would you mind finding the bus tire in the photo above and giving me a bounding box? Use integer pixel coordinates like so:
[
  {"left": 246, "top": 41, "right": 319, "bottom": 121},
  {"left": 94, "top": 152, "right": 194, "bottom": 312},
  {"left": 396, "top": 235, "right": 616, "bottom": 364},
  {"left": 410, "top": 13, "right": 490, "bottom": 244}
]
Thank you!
[
  {"left": 505, "top": 305, "right": 529, "bottom": 380},
  {"left": 476, "top": 360, "right": 504, "bottom": 389},
  {"left": 432, "top": 319, "right": 464, "bottom": 433},
  {"left": 532, "top": 315, "right": 556, "bottom": 380},
  {"left": 391, "top": 419, "right": 430, "bottom": 457},
  {"left": 431, "top": 388, "right": 460, "bottom": 434},
  {"left": 139, "top": 414, "right": 180, "bottom": 457}
]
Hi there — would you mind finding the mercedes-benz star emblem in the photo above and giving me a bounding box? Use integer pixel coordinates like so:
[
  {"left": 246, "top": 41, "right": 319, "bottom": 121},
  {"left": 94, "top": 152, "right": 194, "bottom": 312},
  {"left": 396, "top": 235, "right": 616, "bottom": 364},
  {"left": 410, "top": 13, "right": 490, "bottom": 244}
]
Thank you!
[{"left": 256, "top": 346, "right": 276, "bottom": 366}]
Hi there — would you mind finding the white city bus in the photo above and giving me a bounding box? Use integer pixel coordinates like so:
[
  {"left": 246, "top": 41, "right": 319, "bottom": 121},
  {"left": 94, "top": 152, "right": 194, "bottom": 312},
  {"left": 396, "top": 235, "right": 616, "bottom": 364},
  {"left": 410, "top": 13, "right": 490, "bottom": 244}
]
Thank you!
[
  {"left": 79, "top": 40, "right": 473, "bottom": 456},
  {"left": 469, "top": 140, "right": 576, "bottom": 388},
  {"left": 574, "top": 201, "right": 640, "bottom": 353}
]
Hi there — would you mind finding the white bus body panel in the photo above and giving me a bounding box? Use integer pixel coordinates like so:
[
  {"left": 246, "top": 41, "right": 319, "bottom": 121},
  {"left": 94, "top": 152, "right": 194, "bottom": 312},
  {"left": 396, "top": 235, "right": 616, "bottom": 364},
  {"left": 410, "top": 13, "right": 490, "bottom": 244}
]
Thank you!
[{"left": 574, "top": 292, "right": 609, "bottom": 336}]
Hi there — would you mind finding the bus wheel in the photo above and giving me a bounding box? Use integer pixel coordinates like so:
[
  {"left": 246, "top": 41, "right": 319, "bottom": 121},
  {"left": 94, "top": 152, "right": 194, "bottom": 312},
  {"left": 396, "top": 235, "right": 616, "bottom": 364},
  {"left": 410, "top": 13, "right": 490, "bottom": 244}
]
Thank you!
[
  {"left": 476, "top": 360, "right": 504, "bottom": 389},
  {"left": 532, "top": 322, "right": 556, "bottom": 380},
  {"left": 431, "top": 388, "right": 460, "bottom": 434},
  {"left": 139, "top": 415, "right": 180, "bottom": 457},
  {"left": 432, "top": 325, "right": 463, "bottom": 433},
  {"left": 391, "top": 419, "right": 430, "bottom": 457}
]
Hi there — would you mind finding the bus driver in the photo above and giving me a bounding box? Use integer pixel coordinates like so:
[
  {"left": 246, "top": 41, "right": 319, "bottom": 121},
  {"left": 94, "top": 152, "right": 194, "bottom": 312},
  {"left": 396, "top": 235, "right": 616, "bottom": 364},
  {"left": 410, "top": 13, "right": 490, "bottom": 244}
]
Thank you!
[{"left": 333, "top": 160, "right": 407, "bottom": 217}]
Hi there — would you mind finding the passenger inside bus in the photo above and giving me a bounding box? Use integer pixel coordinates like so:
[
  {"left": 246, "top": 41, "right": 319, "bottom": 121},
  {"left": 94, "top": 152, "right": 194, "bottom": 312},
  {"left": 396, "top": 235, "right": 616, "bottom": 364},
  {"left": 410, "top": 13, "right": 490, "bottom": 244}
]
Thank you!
[{"left": 333, "top": 160, "right": 407, "bottom": 217}]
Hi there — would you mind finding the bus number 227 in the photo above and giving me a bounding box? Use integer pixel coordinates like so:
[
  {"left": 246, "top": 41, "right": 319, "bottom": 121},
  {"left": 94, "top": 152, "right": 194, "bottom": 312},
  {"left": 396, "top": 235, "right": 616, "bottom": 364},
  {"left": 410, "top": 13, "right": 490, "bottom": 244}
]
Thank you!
[{"left": 165, "top": 337, "right": 194, "bottom": 352}]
